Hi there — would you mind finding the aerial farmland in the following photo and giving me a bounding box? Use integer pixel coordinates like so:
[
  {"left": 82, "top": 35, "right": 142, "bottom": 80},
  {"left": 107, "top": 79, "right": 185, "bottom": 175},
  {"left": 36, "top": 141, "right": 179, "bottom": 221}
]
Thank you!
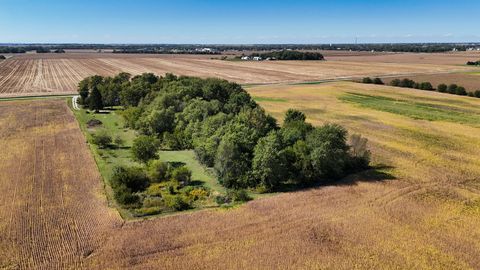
[{"left": 2, "top": 0, "right": 480, "bottom": 269}]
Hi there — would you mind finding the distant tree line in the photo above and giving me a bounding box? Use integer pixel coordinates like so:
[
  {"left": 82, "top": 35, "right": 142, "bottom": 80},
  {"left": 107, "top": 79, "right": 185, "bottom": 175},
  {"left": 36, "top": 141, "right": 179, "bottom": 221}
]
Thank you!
[
  {"left": 0, "top": 47, "right": 28, "bottom": 53},
  {"left": 2, "top": 43, "right": 478, "bottom": 54},
  {"left": 361, "top": 77, "right": 480, "bottom": 98},
  {"left": 112, "top": 49, "right": 221, "bottom": 55},
  {"left": 250, "top": 50, "right": 324, "bottom": 60},
  {"left": 79, "top": 73, "right": 370, "bottom": 193}
]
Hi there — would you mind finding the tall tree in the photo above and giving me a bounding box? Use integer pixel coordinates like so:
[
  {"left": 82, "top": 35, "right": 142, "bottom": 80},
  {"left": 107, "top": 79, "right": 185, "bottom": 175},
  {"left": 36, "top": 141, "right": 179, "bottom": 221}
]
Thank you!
[
  {"left": 78, "top": 80, "right": 89, "bottom": 105},
  {"left": 252, "top": 131, "right": 287, "bottom": 190},
  {"left": 89, "top": 86, "right": 104, "bottom": 112}
]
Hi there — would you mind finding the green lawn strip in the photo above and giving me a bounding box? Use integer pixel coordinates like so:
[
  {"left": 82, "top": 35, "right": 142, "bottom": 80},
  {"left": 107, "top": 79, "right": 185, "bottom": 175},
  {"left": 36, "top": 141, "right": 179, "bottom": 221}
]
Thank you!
[
  {"left": 70, "top": 103, "right": 140, "bottom": 219},
  {"left": 463, "top": 71, "right": 480, "bottom": 75},
  {"left": 253, "top": 96, "right": 288, "bottom": 103},
  {"left": 339, "top": 92, "right": 480, "bottom": 125}
]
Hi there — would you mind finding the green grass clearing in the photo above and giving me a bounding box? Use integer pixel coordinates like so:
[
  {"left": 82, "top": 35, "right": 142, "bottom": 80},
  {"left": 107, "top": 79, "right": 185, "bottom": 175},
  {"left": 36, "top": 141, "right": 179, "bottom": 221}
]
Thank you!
[
  {"left": 339, "top": 92, "right": 480, "bottom": 125},
  {"left": 253, "top": 96, "right": 288, "bottom": 103},
  {"left": 159, "top": 150, "right": 225, "bottom": 194},
  {"left": 70, "top": 101, "right": 257, "bottom": 219}
]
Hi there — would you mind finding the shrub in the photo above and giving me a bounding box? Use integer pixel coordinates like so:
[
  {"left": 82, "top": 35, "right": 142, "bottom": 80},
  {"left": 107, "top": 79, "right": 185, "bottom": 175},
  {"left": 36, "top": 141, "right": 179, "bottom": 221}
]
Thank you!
[
  {"left": 215, "top": 195, "right": 231, "bottom": 205},
  {"left": 227, "top": 189, "right": 252, "bottom": 203},
  {"left": 134, "top": 207, "right": 162, "bottom": 217},
  {"left": 373, "top": 78, "right": 384, "bottom": 85},
  {"left": 114, "top": 136, "right": 124, "bottom": 147},
  {"left": 163, "top": 195, "right": 191, "bottom": 211},
  {"left": 147, "top": 160, "right": 171, "bottom": 182},
  {"left": 188, "top": 188, "right": 209, "bottom": 201},
  {"left": 362, "top": 77, "right": 373, "bottom": 84},
  {"left": 145, "top": 183, "right": 164, "bottom": 197},
  {"left": 113, "top": 184, "right": 140, "bottom": 205},
  {"left": 143, "top": 197, "right": 164, "bottom": 208},
  {"left": 111, "top": 166, "right": 149, "bottom": 193},
  {"left": 131, "top": 135, "right": 159, "bottom": 163},
  {"left": 91, "top": 130, "right": 112, "bottom": 149},
  {"left": 437, "top": 84, "right": 448, "bottom": 93},
  {"left": 171, "top": 166, "right": 192, "bottom": 185}
]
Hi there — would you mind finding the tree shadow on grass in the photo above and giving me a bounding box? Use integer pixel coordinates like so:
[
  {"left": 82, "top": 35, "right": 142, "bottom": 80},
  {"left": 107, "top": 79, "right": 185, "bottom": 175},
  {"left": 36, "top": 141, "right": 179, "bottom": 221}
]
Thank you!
[
  {"left": 169, "top": 161, "right": 186, "bottom": 169},
  {"left": 273, "top": 164, "right": 396, "bottom": 193},
  {"left": 87, "top": 110, "right": 111, "bottom": 115},
  {"left": 189, "top": 180, "right": 205, "bottom": 187},
  {"left": 335, "top": 164, "right": 396, "bottom": 186}
]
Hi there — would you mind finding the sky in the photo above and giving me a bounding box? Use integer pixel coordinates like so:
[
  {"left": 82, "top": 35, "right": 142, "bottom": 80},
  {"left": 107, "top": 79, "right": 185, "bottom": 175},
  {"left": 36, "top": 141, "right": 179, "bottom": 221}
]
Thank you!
[{"left": 1, "top": 0, "right": 479, "bottom": 44}]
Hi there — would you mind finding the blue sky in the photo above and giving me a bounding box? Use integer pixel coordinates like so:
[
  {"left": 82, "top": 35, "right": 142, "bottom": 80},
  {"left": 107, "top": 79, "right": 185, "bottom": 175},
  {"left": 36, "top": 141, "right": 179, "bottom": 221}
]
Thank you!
[{"left": 1, "top": 0, "right": 479, "bottom": 44}]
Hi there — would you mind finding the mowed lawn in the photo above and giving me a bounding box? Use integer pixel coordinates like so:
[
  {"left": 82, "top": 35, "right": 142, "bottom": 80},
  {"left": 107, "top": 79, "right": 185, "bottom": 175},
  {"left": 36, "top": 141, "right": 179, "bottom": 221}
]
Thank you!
[{"left": 245, "top": 82, "right": 480, "bottom": 268}]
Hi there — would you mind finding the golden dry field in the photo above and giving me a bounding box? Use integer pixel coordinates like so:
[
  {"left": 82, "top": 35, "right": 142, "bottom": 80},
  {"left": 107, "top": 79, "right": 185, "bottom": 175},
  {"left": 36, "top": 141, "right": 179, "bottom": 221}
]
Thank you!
[
  {"left": 2, "top": 81, "right": 480, "bottom": 269},
  {"left": 0, "top": 52, "right": 474, "bottom": 97}
]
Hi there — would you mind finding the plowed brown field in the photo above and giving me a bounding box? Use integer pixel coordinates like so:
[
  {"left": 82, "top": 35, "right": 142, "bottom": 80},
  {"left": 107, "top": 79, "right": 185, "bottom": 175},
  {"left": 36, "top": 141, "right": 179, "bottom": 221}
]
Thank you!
[
  {"left": 0, "top": 100, "right": 122, "bottom": 269},
  {"left": 0, "top": 53, "right": 474, "bottom": 97}
]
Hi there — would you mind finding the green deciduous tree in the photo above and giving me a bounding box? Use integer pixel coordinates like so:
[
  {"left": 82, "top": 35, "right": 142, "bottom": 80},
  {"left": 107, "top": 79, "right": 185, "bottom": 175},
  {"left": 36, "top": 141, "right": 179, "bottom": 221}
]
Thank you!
[
  {"left": 88, "top": 86, "right": 103, "bottom": 112},
  {"left": 131, "top": 135, "right": 159, "bottom": 163},
  {"left": 437, "top": 84, "right": 448, "bottom": 93},
  {"left": 284, "top": 109, "right": 306, "bottom": 124},
  {"left": 214, "top": 136, "right": 251, "bottom": 189},
  {"left": 147, "top": 160, "right": 171, "bottom": 182},
  {"left": 252, "top": 130, "right": 288, "bottom": 190}
]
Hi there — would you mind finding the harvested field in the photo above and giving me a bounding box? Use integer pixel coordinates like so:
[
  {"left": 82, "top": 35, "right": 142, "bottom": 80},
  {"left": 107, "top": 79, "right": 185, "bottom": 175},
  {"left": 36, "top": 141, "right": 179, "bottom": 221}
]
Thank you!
[
  {"left": 0, "top": 100, "right": 122, "bottom": 269},
  {"left": 0, "top": 53, "right": 474, "bottom": 97},
  {"left": 3, "top": 82, "right": 480, "bottom": 269},
  {"left": 383, "top": 71, "right": 480, "bottom": 92},
  {"left": 325, "top": 50, "right": 480, "bottom": 65}
]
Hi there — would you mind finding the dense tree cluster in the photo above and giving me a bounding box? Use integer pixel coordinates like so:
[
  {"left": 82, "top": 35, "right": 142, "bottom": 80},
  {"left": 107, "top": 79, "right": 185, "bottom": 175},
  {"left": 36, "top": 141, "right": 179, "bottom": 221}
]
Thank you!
[
  {"left": 466, "top": 60, "right": 480, "bottom": 66},
  {"left": 0, "top": 47, "right": 28, "bottom": 53},
  {"left": 79, "top": 74, "right": 370, "bottom": 192},
  {"left": 0, "top": 55, "right": 5, "bottom": 60},
  {"left": 251, "top": 50, "right": 324, "bottom": 60},
  {"left": 390, "top": 79, "right": 434, "bottom": 91},
  {"left": 362, "top": 77, "right": 384, "bottom": 85}
]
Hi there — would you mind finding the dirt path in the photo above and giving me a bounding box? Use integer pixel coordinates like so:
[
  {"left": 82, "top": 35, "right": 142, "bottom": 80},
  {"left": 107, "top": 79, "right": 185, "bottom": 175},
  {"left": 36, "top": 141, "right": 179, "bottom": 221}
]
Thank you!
[{"left": 72, "top": 95, "right": 80, "bottom": 110}]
